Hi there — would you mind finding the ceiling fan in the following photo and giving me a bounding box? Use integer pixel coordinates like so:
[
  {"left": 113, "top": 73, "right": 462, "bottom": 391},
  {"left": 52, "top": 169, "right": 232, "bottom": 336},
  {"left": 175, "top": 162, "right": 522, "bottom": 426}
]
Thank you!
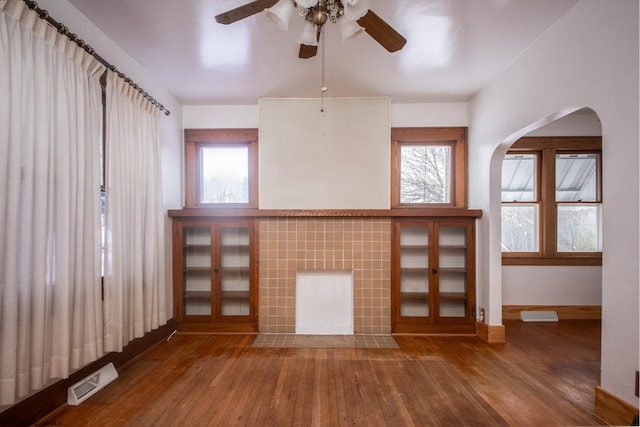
[{"left": 215, "top": 0, "right": 407, "bottom": 59}]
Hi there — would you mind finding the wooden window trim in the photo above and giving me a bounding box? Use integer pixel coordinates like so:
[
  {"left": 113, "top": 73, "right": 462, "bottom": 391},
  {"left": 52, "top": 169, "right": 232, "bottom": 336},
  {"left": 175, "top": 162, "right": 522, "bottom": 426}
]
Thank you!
[
  {"left": 391, "top": 127, "right": 467, "bottom": 209},
  {"left": 502, "top": 136, "right": 602, "bottom": 266},
  {"left": 184, "top": 129, "right": 259, "bottom": 209}
]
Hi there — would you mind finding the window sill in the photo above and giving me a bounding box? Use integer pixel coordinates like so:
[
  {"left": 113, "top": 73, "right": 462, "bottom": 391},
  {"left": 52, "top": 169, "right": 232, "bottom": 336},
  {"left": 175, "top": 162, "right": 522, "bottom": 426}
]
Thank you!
[
  {"left": 168, "top": 208, "right": 483, "bottom": 219},
  {"left": 502, "top": 254, "right": 602, "bottom": 266}
]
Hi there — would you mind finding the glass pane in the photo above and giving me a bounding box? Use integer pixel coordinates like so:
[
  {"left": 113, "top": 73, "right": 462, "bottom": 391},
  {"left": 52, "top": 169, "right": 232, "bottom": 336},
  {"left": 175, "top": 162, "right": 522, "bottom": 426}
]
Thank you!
[
  {"left": 399, "top": 227, "right": 429, "bottom": 268},
  {"left": 183, "top": 227, "right": 211, "bottom": 268},
  {"left": 400, "top": 299, "right": 429, "bottom": 317},
  {"left": 184, "top": 300, "right": 212, "bottom": 316},
  {"left": 439, "top": 226, "right": 466, "bottom": 247},
  {"left": 184, "top": 271, "right": 211, "bottom": 316},
  {"left": 438, "top": 226, "right": 467, "bottom": 318},
  {"left": 400, "top": 270, "right": 428, "bottom": 294},
  {"left": 221, "top": 300, "right": 250, "bottom": 316},
  {"left": 400, "top": 145, "right": 451, "bottom": 203},
  {"left": 501, "top": 205, "right": 539, "bottom": 252},
  {"left": 439, "top": 248, "right": 466, "bottom": 269},
  {"left": 502, "top": 154, "right": 536, "bottom": 202},
  {"left": 221, "top": 270, "right": 250, "bottom": 293},
  {"left": 183, "top": 227, "right": 212, "bottom": 317},
  {"left": 557, "top": 204, "right": 602, "bottom": 252},
  {"left": 439, "top": 299, "right": 466, "bottom": 318},
  {"left": 221, "top": 227, "right": 250, "bottom": 268},
  {"left": 220, "top": 227, "right": 250, "bottom": 316},
  {"left": 201, "top": 146, "right": 249, "bottom": 204},
  {"left": 400, "top": 226, "right": 429, "bottom": 246},
  {"left": 556, "top": 154, "right": 599, "bottom": 202},
  {"left": 400, "top": 249, "right": 429, "bottom": 269},
  {"left": 439, "top": 271, "right": 467, "bottom": 294},
  {"left": 399, "top": 225, "right": 429, "bottom": 318}
]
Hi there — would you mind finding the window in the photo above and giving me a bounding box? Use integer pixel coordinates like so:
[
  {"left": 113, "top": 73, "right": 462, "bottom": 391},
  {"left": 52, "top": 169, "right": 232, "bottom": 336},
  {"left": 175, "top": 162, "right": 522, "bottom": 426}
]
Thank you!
[
  {"left": 184, "top": 129, "right": 258, "bottom": 208},
  {"left": 556, "top": 153, "right": 602, "bottom": 252},
  {"left": 200, "top": 146, "right": 249, "bottom": 204},
  {"left": 501, "top": 137, "right": 602, "bottom": 265},
  {"left": 391, "top": 127, "right": 467, "bottom": 208},
  {"left": 501, "top": 153, "right": 539, "bottom": 252}
]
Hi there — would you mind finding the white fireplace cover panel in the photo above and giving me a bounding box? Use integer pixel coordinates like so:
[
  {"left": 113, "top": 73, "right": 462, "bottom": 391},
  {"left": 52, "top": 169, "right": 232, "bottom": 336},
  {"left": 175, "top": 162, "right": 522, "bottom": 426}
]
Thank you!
[{"left": 296, "top": 271, "right": 354, "bottom": 334}]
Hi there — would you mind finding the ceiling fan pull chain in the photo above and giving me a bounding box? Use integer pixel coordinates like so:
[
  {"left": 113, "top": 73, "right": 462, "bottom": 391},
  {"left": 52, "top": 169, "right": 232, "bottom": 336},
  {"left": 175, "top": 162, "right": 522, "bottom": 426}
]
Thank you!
[{"left": 320, "top": 27, "right": 327, "bottom": 112}]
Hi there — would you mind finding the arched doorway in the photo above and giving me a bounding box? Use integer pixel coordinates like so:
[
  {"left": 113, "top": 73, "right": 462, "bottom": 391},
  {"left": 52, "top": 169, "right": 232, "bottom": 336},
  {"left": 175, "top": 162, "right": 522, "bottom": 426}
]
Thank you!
[{"left": 499, "top": 107, "right": 603, "bottom": 319}]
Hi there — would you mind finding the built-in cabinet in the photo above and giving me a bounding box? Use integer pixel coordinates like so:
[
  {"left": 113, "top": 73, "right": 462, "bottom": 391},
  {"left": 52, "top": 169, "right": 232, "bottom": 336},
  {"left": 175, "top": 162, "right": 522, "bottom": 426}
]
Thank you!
[
  {"left": 170, "top": 209, "right": 480, "bottom": 335},
  {"left": 172, "top": 218, "right": 257, "bottom": 332},
  {"left": 392, "top": 218, "right": 476, "bottom": 334}
]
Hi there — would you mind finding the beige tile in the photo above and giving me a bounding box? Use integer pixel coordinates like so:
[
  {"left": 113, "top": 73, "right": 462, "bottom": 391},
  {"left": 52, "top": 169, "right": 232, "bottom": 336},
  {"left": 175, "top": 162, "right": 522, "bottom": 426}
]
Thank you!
[{"left": 258, "top": 218, "right": 392, "bottom": 335}]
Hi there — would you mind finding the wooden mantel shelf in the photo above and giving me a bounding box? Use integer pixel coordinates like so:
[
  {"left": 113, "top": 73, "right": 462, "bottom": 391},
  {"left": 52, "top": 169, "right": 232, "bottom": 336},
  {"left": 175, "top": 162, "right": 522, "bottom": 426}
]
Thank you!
[{"left": 168, "top": 208, "right": 483, "bottom": 218}]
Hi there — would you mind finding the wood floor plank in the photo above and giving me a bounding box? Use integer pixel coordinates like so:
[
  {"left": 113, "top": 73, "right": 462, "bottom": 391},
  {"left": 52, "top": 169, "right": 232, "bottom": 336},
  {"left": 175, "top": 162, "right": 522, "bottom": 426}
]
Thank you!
[
  {"left": 336, "top": 348, "right": 367, "bottom": 425},
  {"left": 49, "top": 321, "right": 601, "bottom": 426},
  {"left": 267, "top": 349, "right": 299, "bottom": 424}
]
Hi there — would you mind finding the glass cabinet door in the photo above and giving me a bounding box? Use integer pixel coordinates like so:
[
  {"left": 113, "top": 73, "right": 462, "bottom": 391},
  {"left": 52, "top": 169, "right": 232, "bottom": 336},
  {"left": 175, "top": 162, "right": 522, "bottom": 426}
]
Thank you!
[
  {"left": 393, "top": 218, "right": 476, "bottom": 333},
  {"left": 174, "top": 218, "right": 257, "bottom": 331},
  {"left": 436, "top": 225, "right": 469, "bottom": 319},
  {"left": 398, "top": 226, "right": 431, "bottom": 319},
  {"left": 218, "top": 225, "right": 251, "bottom": 318},
  {"left": 182, "top": 226, "right": 212, "bottom": 316}
]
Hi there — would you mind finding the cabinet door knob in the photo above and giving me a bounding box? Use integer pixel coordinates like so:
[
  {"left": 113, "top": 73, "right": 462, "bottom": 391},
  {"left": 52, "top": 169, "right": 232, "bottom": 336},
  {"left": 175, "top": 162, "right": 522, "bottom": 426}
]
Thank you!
[
  {"left": 214, "top": 268, "right": 219, "bottom": 273},
  {"left": 432, "top": 269, "right": 438, "bottom": 274}
]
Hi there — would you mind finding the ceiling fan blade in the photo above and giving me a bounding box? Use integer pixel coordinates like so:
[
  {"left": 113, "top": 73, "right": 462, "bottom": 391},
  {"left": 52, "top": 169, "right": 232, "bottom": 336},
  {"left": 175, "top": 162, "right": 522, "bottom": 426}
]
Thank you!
[
  {"left": 215, "top": 0, "right": 279, "bottom": 25},
  {"left": 357, "top": 10, "right": 407, "bottom": 53},
  {"left": 299, "top": 44, "right": 318, "bottom": 59}
]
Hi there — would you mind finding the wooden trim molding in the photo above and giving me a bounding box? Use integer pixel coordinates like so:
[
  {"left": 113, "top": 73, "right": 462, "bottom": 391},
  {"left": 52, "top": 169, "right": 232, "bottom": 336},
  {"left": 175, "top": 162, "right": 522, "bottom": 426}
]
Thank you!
[
  {"left": 593, "top": 386, "right": 639, "bottom": 426},
  {"left": 476, "top": 322, "right": 506, "bottom": 344},
  {"left": 183, "top": 128, "right": 259, "bottom": 209},
  {"left": 0, "top": 319, "right": 176, "bottom": 426},
  {"left": 184, "top": 128, "right": 259, "bottom": 142},
  {"left": 390, "top": 127, "right": 468, "bottom": 209},
  {"left": 168, "top": 208, "right": 483, "bottom": 219},
  {"left": 502, "top": 305, "right": 602, "bottom": 320},
  {"left": 502, "top": 137, "right": 603, "bottom": 266},
  {"left": 502, "top": 254, "right": 602, "bottom": 266},
  {"left": 511, "top": 136, "right": 602, "bottom": 150}
]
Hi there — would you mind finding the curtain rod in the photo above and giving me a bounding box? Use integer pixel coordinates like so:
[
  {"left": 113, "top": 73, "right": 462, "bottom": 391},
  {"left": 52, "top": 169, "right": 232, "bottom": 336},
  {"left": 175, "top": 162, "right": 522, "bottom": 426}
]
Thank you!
[{"left": 22, "top": 0, "right": 171, "bottom": 116}]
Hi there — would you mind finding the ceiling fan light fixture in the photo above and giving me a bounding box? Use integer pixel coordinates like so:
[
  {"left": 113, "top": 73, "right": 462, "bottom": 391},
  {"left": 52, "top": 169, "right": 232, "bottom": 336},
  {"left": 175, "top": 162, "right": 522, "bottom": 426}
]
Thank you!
[
  {"left": 311, "top": 6, "right": 328, "bottom": 27},
  {"left": 295, "top": 0, "right": 320, "bottom": 8},
  {"left": 264, "top": 0, "right": 296, "bottom": 30},
  {"left": 339, "top": 17, "right": 364, "bottom": 42},
  {"left": 298, "top": 22, "right": 319, "bottom": 46},
  {"left": 343, "top": 0, "right": 371, "bottom": 21}
]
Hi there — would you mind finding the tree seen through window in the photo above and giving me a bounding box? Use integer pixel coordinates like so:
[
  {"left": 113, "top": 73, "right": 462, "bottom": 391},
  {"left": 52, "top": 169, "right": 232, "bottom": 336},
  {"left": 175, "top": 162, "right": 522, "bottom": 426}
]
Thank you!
[{"left": 400, "top": 145, "right": 451, "bottom": 204}]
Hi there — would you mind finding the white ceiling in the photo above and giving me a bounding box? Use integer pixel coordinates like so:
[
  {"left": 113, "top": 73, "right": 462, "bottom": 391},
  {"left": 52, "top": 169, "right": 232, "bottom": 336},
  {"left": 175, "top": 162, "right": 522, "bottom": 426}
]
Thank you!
[{"left": 67, "top": 0, "right": 579, "bottom": 105}]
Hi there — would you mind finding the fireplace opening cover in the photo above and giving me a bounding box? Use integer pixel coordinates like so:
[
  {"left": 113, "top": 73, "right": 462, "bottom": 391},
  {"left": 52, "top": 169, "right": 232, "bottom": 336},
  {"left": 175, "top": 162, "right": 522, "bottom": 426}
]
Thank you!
[{"left": 295, "top": 271, "right": 354, "bottom": 335}]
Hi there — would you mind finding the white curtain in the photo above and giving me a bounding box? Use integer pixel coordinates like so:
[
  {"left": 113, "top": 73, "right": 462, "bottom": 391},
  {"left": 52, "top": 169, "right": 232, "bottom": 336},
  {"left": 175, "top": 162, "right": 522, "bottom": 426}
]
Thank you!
[
  {"left": 0, "top": 0, "right": 105, "bottom": 405},
  {"left": 103, "top": 70, "right": 166, "bottom": 352}
]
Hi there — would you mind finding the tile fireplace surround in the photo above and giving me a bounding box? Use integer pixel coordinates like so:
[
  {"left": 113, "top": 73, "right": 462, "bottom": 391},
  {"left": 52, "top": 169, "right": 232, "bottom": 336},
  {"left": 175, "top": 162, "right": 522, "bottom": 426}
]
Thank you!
[{"left": 258, "top": 217, "right": 391, "bottom": 334}]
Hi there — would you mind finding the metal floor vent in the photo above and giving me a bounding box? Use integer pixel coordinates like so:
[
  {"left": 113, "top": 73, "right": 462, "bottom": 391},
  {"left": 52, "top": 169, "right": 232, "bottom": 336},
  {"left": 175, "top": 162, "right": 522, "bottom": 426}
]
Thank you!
[
  {"left": 520, "top": 310, "right": 559, "bottom": 322},
  {"left": 67, "top": 362, "right": 118, "bottom": 405}
]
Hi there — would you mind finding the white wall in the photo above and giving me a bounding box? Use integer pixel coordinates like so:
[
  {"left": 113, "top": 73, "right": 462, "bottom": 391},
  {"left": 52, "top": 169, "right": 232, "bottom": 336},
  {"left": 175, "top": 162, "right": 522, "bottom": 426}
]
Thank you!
[
  {"left": 259, "top": 97, "right": 390, "bottom": 209},
  {"left": 38, "top": 0, "right": 184, "bottom": 320},
  {"left": 525, "top": 108, "right": 601, "bottom": 136},
  {"left": 183, "top": 105, "right": 258, "bottom": 128},
  {"left": 182, "top": 102, "right": 468, "bottom": 129},
  {"left": 502, "top": 266, "right": 601, "bottom": 305},
  {"left": 390, "top": 103, "right": 468, "bottom": 127},
  {"left": 468, "top": 0, "right": 638, "bottom": 406}
]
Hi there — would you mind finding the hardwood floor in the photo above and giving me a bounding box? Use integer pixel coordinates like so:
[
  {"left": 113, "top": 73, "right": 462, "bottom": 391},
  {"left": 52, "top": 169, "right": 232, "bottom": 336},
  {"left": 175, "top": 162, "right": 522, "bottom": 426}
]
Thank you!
[{"left": 49, "top": 320, "right": 601, "bottom": 426}]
